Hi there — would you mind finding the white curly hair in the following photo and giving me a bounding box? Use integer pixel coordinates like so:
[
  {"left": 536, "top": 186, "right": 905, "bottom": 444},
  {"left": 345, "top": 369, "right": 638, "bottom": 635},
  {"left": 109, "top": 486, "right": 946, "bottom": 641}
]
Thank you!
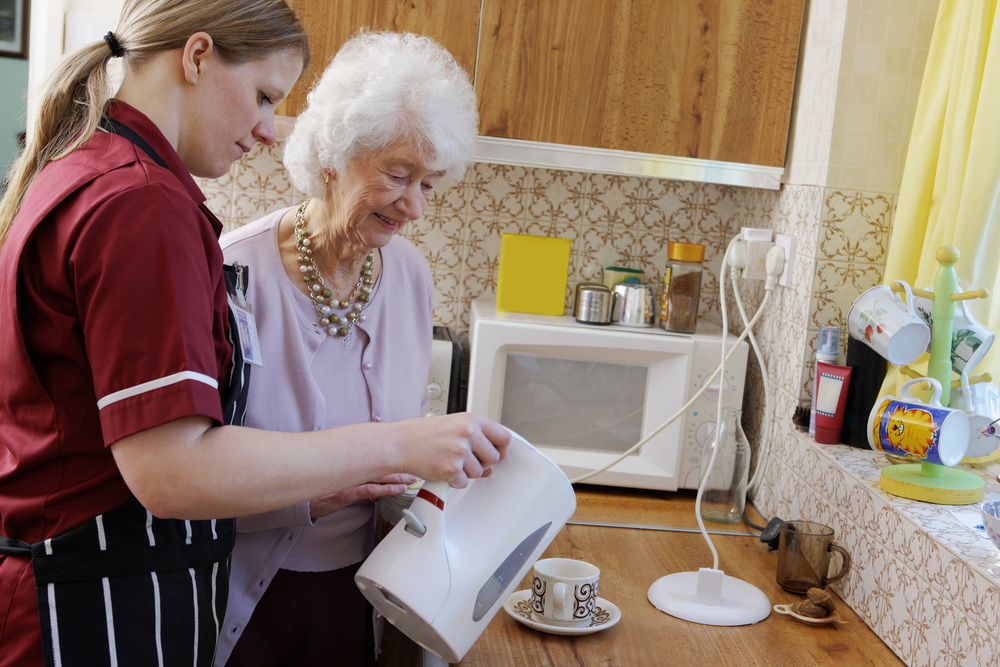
[{"left": 283, "top": 30, "right": 479, "bottom": 197}]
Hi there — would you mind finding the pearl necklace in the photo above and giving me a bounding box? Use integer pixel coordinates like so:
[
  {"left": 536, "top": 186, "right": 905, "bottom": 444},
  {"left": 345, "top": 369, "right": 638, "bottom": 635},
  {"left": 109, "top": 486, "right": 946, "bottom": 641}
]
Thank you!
[{"left": 293, "top": 200, "right": 375, "bottom": 337}]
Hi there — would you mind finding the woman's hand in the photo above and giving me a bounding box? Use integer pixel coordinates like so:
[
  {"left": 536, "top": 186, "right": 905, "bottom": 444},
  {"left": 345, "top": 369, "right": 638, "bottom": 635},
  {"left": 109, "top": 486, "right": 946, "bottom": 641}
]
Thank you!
[
  {"left": 308, "top": 473, "right": 417, "bottom": 519},
  {"left": 390, "top": 412, "right": 512, "bottom": 488}
]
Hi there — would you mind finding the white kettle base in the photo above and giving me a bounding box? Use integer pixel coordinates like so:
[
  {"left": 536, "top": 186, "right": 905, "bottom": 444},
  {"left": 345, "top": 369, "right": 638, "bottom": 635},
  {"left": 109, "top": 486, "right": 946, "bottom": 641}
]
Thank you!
[{"left": 647, "top": 571, "right": 771, "bottom": 626}]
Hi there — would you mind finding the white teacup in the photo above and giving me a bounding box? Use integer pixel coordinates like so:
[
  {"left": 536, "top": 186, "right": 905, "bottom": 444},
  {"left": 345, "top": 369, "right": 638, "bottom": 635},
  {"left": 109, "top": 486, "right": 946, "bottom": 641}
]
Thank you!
[
  {"left": 529, "top": 558, "right": 600, "bottom": 627},
  {"left": 912, "top": 287, "right": 994, "bottom": 375},
  {"left": 848, "top": 281, "right": 930, "bottom": 366},
  {"left": 950, "top": 376, "right": 1000, "bottom": 461}
]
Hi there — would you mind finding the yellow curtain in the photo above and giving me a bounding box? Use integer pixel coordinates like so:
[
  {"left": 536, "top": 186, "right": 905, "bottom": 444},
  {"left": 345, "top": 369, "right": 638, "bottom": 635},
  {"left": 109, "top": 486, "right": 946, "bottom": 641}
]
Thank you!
[{"left": 882, "top": 0, "right": 1000, "bottom": 393}]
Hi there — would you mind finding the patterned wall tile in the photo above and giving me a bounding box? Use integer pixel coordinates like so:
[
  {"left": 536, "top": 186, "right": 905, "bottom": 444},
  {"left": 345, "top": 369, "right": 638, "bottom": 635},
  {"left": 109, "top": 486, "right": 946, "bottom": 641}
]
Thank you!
[
  {"left": 820, "top": 190, "right": 894, "bottom": 263},
  {"left": 836, "top": 523, "right": 881, "bottom": 624},
  {"left": 959, "top": 568, "right": 1000, "bottom": 643},
  {"left": 429, "top": 270, "right": 464, "bottom": 331},
  {"left": 230, "top": 191, "right": 291, "bottom": 232},
  {"left": 811, "top": 259, "right": 884, "bottom": 332},
  {"left": 771, "top": 252, "right": 814, "bottom": 329},
  {"left": 398, "top": 207, "right": 466, "bottom": 273},
  {"left": 952, "top": 615, "right": 1000, "bottom": 667},
  {"left": 467, "top": 163, "right": 532, "bottom": 218},
  {"left": 600, "top": 175, "right": 679, "bottom": 230},
  {"left": 523, "top": 169, "right": 591, "bottom": 225},
  {"left": 459, "top": 271, "right": 495, "bottom": 328},
  {"left": 232, "top": 143, "right": 294, "bottom": 199},
  {"left": 773, "top": 185, "right": 824, "bottom": 255},
  {"left": 873, "top": 548, "right": 923, "bottom": 661},
  {"left": 911, "top": 586, "right": 959, "bottom": 667}
]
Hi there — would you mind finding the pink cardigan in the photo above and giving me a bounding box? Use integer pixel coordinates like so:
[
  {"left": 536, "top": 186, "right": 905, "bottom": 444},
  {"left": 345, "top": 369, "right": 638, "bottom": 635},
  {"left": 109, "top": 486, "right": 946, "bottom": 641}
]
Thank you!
[{"left": 214, "top": 208, "right": 433, "bottom": 665}]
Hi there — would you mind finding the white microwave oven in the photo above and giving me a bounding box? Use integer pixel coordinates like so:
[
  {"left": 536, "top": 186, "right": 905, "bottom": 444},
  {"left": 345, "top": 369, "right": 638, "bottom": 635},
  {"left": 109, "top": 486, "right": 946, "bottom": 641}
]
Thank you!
[{"left": 466, "top": 300, "right": 749, "bottom": 491}]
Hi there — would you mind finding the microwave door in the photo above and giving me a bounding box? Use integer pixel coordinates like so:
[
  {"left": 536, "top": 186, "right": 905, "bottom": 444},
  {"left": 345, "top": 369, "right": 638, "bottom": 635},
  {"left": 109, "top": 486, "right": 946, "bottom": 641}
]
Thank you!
[
  {"left": 494, "top": 344, "right": 693, "bottom": 490},
  {"left": 499, "top": 353, "right": 648, "bottom": 456}
]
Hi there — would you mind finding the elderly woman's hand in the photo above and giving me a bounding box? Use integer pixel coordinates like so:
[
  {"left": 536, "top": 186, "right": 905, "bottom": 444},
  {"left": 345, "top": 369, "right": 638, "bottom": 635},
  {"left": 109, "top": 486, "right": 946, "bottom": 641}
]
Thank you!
[
  {"left": 391, "top": 413, "right": 512, "bottom": 489},
  {"left": 309, "top": 473, "right": 418, "bottom": 520}
]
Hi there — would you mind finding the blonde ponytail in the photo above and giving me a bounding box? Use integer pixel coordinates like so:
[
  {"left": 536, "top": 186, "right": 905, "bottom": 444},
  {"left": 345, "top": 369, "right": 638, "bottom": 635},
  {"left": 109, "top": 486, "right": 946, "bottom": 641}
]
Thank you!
[
  {"left": 0, "top": 42, "right": 114, "bottom": 246},
  {"left": 0, "top": 0, "right": 308, "bottom": 248}
]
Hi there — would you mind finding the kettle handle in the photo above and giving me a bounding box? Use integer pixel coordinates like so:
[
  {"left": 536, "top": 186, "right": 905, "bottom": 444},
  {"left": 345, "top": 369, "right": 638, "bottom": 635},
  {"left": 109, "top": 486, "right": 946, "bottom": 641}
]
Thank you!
[
  {"left": 419, "top": 481, "right": 451, "bottom": 505},
  {"left": 402, "top": 430, "right": 523, "bottom": 537},
  {"left": 400, "top": 481, "right": 450, "bottom": 538}
]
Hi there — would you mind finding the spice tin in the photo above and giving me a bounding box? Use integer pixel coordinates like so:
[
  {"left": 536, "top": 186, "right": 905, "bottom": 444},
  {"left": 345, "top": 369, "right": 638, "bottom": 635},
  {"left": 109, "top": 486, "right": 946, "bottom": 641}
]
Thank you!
[{"left": 660, "top": 242, "right": 705, "bottom": 334}]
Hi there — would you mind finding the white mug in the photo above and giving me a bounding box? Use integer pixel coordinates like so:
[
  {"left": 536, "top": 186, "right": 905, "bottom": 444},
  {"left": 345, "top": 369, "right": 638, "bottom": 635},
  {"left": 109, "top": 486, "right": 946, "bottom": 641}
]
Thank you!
[
  {"left": 848, "top": 281, "right": 931, "bottom": 366},
  {"left": 950, "top": 376, "right": 1000, "bottom": 461},
  {"left": 912, "top": 287, "right": 994, "bottom": 375},
  {"left": 529, "top": 558, "right": 600, "bottom": 627}
]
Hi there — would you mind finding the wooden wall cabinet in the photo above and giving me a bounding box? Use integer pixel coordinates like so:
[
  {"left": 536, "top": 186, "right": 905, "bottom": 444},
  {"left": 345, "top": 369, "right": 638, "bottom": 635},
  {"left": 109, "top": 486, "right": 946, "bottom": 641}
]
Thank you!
[
  {"left": 279, "top": 0, "right": 481, "bottom": 118},
  {"left": 281, "top": 0, "right": 805, "bottom": 188}
]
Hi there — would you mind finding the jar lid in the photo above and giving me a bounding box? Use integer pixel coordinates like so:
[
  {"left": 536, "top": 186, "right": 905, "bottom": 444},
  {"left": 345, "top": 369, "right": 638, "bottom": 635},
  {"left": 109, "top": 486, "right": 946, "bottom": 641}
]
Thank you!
[{"left": 667, "top": 242, "right": 705, "bottom": 262}]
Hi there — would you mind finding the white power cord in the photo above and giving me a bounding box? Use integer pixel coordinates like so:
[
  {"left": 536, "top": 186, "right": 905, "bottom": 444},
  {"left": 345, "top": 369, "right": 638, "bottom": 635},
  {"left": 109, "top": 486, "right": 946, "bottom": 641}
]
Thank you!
[
  {"left": 567, "top": 284, "right": 771, "bottom": 486},
  {"left": 746, "top": 244, "right": 785, "bottom": 492},
  {"left": 693, "top": 234, "right": 776, "bottom": 569},
  {"left": 646, "top": 237, "right": 784, "bottom": 626},
  {"left": 569, "top": 234, "right": 784, "bottom": 572}
]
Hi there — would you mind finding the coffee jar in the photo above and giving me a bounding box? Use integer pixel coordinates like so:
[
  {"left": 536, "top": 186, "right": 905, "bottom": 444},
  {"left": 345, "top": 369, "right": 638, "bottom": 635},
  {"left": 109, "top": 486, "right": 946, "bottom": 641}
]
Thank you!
[{"left": 660, "top": 242, "right": 705, "bottom": 334}]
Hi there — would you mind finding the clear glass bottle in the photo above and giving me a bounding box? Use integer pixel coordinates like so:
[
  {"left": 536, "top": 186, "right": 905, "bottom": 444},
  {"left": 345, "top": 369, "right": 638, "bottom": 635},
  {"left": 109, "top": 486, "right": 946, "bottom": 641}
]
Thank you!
[
  {"left": 660, "top": 242, "right": 705, "bottom": 334},
  {"left": 698, "top": 407, "right": 750, "bottom": 523}
]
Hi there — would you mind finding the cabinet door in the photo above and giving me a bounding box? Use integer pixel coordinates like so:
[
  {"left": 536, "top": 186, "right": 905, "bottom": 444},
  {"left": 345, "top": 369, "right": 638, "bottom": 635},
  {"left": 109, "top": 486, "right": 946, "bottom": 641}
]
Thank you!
[
  {"left": 279, "top": 0, "right": 481, "bottom": 118},
  {"left": 476, "top": 0, "right": 804, "bottom": 167}
]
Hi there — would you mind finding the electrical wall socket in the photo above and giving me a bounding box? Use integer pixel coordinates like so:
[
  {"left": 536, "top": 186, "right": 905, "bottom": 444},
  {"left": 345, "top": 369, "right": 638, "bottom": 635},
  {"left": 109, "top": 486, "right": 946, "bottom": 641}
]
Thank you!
[
  {"left": 774, "top": 233, "right": 797, "bottom": 287},
  {"left": 743, "top": 241, "right": 774, "bottom": 280}
]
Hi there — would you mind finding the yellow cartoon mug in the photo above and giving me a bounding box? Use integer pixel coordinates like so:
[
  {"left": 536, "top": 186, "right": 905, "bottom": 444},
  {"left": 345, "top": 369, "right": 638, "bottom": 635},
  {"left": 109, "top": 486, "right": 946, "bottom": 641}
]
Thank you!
[{"left": 867, "top": 378, "right": 970, "bottom": 466}]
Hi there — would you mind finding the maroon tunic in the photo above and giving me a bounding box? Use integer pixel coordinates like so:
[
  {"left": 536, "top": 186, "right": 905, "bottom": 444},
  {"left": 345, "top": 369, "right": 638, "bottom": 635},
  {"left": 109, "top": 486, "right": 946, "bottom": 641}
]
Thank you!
[{"left": 0, "top": 101, "right": 232, "bottom": 667}]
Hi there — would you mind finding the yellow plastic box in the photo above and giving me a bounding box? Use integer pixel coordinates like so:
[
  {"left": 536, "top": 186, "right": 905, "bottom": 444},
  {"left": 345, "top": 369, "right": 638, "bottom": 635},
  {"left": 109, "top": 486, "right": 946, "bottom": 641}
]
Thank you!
[{"left": 496, "top": 233, "right": 572, "bottom": 315}]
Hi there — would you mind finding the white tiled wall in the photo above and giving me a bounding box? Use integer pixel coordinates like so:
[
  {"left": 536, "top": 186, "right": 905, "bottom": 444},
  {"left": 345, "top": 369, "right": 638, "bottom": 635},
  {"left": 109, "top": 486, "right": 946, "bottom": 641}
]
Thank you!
[{"left": 784, "top": 0, "right": 940, "bottom": 194}]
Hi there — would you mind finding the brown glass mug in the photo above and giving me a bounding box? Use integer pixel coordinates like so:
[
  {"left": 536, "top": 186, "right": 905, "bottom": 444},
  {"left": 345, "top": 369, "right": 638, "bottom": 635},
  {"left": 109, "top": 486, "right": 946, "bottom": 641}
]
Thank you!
[{"left": 775, "top": 521, "right": 851, "bottom": 594}]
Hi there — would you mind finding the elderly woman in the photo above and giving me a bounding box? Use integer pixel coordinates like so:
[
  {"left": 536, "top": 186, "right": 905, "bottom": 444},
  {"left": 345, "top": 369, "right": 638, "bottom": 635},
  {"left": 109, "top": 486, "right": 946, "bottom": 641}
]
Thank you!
[{"left": 214, "top": 32, "right": 479, "bottom": 666}]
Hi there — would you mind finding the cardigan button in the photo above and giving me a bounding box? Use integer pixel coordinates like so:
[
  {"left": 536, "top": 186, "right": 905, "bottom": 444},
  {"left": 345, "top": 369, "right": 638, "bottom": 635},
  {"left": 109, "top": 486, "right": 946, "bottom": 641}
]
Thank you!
[
  {"left": 363, "top": 362, "right": 372, "bottom": 370},
  {"left": 373, "top": 415, "right": 382, "bottom": 422}
]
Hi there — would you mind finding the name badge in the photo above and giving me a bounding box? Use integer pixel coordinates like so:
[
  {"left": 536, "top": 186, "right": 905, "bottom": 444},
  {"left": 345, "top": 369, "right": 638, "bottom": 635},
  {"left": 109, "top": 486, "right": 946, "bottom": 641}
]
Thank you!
[{"left": 232, "top": 302, "right": 264, "bottom": 367}]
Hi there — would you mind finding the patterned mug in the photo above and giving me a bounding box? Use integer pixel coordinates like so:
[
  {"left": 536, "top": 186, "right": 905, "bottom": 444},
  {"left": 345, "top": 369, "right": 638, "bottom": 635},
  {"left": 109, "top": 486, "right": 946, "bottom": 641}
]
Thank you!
[
  {"left": 529, "top": 558, "right": 600, "bottom": 627},
  {"left": 950, "top": 376, "right": 1000, "bottom": 461},
  {"left": 867, "top": 378, "right": 970, "bottom": 466},
  {"left": 911, "top": 287, "right": 994, "bottom": 375},
  {"left": 848, "top": 281, "right": 930, "bottom": 366}
]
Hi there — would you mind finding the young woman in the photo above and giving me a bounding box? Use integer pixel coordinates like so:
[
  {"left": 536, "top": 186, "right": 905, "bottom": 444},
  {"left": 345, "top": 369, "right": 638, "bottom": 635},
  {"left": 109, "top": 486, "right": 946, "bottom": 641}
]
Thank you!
[{"left": 0, "top": 4, "right": 508, "bottom": 666}]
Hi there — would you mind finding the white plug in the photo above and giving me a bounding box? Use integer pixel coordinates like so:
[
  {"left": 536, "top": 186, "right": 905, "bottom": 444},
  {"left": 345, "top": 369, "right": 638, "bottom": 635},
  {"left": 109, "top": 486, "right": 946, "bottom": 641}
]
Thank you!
[
  {"left": 773, "top": 234, "right": 796, "bottom": 287},
  {"left": 728, "top": 240, "right": 748, "bottom": 270},
  {"left": 743, "top": 241, "right": 774, "bottom": 280},
  {"left": 764, "top": 244, "right": 786, "bottom": 290}
]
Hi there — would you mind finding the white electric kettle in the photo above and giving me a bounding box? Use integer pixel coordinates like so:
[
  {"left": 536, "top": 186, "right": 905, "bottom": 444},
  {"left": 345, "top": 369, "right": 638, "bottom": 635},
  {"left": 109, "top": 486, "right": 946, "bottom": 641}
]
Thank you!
[{"left": 355, "top": 430, "right": 576, "bottom": 663}]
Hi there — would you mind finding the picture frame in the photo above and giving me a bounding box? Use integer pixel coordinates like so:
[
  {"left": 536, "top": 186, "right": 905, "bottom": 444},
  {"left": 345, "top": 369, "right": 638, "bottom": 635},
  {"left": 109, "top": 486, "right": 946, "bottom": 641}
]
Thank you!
[{"left": 0, "top": 0, "right": 28, "bottom": 60}]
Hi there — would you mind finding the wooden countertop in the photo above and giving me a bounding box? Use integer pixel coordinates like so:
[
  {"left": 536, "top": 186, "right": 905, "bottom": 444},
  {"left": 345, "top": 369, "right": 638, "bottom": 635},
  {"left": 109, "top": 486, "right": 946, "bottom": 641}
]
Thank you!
[{"left": 452, "top": 485, "right": 904, "bottom": 667}]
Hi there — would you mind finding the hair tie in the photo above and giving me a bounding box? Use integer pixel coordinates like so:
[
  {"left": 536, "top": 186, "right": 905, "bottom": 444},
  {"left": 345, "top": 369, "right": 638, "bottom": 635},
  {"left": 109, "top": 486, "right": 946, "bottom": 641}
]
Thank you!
[{"left": 104, "top": 32, "right": 125, "bottom": 58}]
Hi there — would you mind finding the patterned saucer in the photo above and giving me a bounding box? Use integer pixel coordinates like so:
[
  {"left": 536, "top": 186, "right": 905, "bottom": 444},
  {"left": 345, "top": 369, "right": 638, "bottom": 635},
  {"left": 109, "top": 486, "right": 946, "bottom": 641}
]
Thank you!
[{"left": 502, "top": 589, "right": 621, "bottom": 636}]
